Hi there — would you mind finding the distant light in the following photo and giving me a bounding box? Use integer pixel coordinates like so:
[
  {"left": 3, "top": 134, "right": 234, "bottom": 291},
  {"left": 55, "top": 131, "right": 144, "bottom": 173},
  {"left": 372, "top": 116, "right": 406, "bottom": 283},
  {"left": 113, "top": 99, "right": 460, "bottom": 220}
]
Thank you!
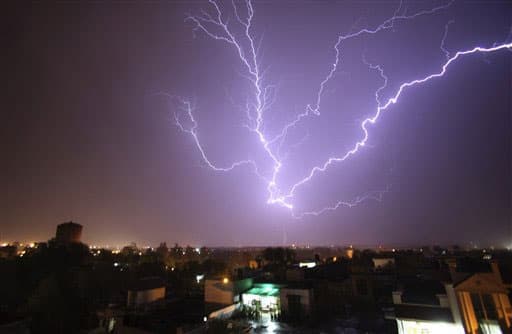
[
  {"left": 299, "top": 261, "right": 316, "bottom": 269},
  {"left": 392, "top": 248, "right": 396, "bottom": 252},
  {"left": 196, "top": 274, "right": 204, "bottom": 283},
  {"left": 1, "top": 243, "right": 8, "bottom": 247},
  {"left": 222, "top": 277, "right": 229, "bottom": 284},
  {"left": 171, "top": 267, "right": 175, "bottom": 271},
  {"left": 333, "top": 256, "right": 337, "bottom": 262},
  {"left": 138, "top": 252, "right": 142, "bottom": 256},
  {"left": 29, "top": 243, "right": 35, "bottom": 248},
  {"left": 203, "top": 316, "right": 207, "bottom": 322},
  {"left": 114, "top": 262, "right": 119, "bottom": 267},
  {"left": 195, "top": 247, "right": 201, "bottom": 254}
]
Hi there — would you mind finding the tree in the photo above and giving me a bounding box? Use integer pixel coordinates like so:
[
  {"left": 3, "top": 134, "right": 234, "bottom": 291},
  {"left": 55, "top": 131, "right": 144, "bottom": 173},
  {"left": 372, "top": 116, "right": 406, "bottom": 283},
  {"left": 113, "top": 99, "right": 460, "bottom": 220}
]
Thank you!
[{"left": 262, "top": 247, "right": 296, "bottom": 266}]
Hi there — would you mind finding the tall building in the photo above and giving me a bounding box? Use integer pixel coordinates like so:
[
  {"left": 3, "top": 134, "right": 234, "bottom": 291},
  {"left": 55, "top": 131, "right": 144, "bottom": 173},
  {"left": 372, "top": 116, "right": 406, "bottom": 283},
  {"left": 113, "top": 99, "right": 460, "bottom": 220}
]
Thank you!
[{"left": 55, "top": 221, "right": 82, "bottom": 244}]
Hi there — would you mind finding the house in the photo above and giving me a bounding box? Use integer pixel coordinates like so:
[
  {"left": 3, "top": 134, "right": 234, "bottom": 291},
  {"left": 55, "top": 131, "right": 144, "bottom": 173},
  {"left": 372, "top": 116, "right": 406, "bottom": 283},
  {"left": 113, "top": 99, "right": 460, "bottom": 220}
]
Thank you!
[
  {"left": 242, "top": 283, "right": 282, "bottom": 320},
  {"left": 280, "top": 282, "right": 314, "bottom": 320},
  {"left": 127, "top": 277, "right": 166, "bottom": 308},
  {"left": 391, "top": 279, "right": 465, "bottom": 334},
  {"left": 391, "top": 262, "right": 512, "bottom": 334},
  {"left": 204, "top": 277, "right": 253, "bottom": 306},
  {"left": 454, "top": 271, "right": 511, "bottom": 333}
]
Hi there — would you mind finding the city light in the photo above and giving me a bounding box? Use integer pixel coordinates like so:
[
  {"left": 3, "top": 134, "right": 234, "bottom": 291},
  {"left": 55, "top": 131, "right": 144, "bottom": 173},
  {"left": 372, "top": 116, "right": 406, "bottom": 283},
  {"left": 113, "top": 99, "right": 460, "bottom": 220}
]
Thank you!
[{"left": 299, "top": 261, "right": 316, "bottom": 269}]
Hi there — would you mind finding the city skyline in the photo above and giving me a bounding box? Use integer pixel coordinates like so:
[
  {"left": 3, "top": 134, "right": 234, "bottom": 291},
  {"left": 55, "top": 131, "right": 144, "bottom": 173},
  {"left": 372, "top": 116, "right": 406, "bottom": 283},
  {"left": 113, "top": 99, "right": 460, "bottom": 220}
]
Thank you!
[{"left": 1, "top": 220, "right": 509, "bottom": 250}]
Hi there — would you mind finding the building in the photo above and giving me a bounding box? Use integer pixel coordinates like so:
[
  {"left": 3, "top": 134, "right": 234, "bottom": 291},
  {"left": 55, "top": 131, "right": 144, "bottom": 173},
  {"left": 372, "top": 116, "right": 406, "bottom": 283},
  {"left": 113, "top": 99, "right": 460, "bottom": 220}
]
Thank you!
[
  {"left": 241, "top": 283, "right": 282, "bottom": 319},
  {"left": 280, "top": 283, "right": 314, "bottom": 320},
  {"left": 0, "top": 245, "right": 17, "bottom": 259},
  {"left": 204, "top": 277, "right": 253, "bottom": 306},
  {"left": 392, "top": 280, "right": 465, "bottom": 334},
  {"left": 391, "top": 263, "right": 512, "bottom": 334},
  {"left": 55, "top": 221, "right": 82, "bottom": 244},
  {"left": 204, "top": 277, "right": 253, "bottom": 319},
  {"left": 127, "top": 277, "right": 166, "bottom": 308},
  {"left": 373, "top": 257, "right": 395, "bottom": 270},
  {"left": 205, "top": 276, "right": 315, "bottom": 322},
  {"left": 454, "top": 271, "right": 512, "bottom": 333}
]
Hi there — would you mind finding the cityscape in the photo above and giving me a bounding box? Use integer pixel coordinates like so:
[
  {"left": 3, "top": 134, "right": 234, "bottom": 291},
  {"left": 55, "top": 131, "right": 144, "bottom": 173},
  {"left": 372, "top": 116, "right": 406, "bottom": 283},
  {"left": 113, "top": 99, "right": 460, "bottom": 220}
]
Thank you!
[
  {"left": 1, "top": 221, "right": 512, "bottom": 333},
  {"left": 3, "top": 0, "right": 511, "bottom": 333}
]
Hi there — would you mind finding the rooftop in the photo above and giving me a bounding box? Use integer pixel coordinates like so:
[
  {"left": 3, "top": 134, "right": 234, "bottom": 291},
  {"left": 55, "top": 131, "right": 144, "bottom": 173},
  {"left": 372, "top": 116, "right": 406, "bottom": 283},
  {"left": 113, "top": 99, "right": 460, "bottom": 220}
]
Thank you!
[
  {"left": 129, "top": 276, "right": 165, "bottom": 291},
  {"left": 243, "top": 283, "right": 281, "bottom": 297},
  {"left": 395, "top": 304, "right": 454, "bottom": 322},
  {"left": 57, "top": 221, "right": 82, "bottom": 228}
]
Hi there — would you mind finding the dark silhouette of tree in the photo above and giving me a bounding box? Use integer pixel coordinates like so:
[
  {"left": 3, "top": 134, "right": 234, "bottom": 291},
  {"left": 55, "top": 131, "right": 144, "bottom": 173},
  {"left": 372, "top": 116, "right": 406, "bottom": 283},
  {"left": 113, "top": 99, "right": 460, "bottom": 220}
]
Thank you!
[{"left": 262, "top": 247, "right": 296, "bottom": 266}]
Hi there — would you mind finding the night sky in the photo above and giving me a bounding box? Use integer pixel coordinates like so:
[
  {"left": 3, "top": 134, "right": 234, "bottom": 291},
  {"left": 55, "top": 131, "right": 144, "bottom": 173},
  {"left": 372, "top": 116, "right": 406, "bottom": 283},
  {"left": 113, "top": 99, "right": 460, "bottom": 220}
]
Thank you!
[{"left": 3, "top": 1, "right": 511, "bottom": 247}]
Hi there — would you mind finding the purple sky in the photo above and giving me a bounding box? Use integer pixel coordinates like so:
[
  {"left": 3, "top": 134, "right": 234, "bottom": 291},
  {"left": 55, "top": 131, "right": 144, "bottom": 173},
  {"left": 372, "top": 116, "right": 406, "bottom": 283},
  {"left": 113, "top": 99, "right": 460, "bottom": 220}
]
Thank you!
[{"left": 3, "top": 1, "right": 511, "bottom": 247}]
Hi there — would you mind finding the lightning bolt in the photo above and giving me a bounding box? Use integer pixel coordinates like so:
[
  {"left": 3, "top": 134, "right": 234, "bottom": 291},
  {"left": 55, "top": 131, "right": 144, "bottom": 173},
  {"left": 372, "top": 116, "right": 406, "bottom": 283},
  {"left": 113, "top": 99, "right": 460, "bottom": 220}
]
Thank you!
[
  {"left": 296, "top": 190, "right": 388, "bottom": 219},
  {"left": 184, "top": 0, "right": 293, "bottom": 209},
  {"left": 172, "top": 95, "right": 256, "bottom": 172},
  {"left": 171, "top": 0, "right": 511, "bottom": 217},
  {"left": 286, "top": 42, "right": 512, "bottom": 203}
]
